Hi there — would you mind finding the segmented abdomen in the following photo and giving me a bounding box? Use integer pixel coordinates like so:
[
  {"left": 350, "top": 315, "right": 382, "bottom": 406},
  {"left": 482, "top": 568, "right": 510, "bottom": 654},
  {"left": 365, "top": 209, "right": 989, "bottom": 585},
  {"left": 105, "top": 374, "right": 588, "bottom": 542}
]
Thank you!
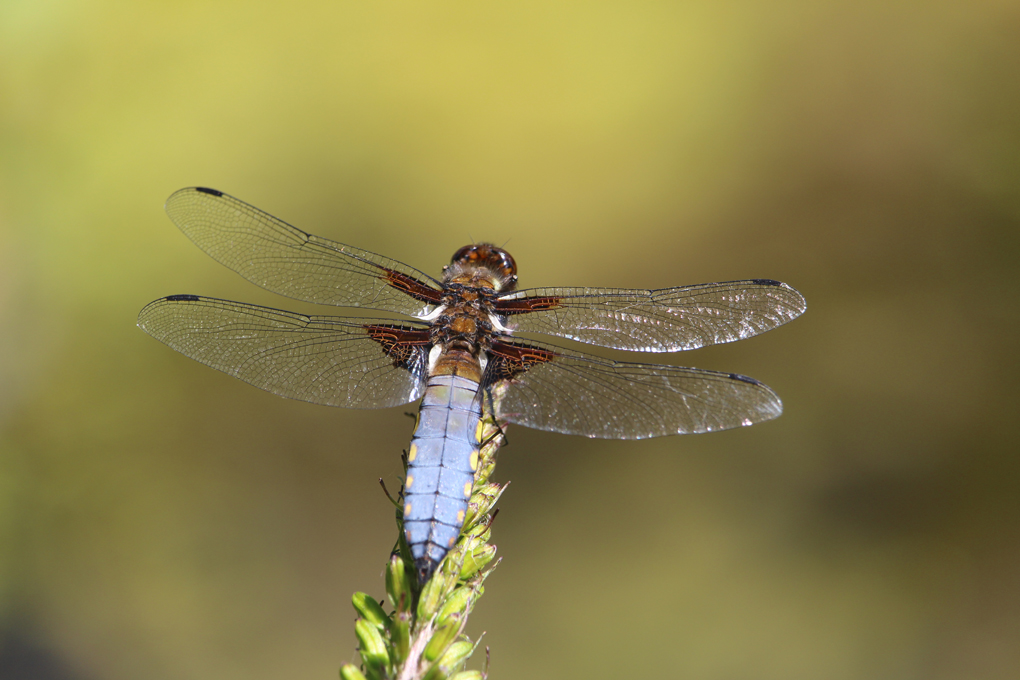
[{"left": 403, "top": 374, "right": 482, "bottom": 581}]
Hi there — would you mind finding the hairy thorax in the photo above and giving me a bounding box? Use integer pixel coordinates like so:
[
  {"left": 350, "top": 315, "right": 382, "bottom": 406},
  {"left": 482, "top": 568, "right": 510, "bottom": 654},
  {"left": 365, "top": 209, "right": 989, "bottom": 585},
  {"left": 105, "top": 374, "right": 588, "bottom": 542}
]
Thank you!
[
  {"left": 430, "top": 283, "right": 500, "bottom": 357},
  {"left": 427, "top": 243, "right": 518, "bottom": 383}
]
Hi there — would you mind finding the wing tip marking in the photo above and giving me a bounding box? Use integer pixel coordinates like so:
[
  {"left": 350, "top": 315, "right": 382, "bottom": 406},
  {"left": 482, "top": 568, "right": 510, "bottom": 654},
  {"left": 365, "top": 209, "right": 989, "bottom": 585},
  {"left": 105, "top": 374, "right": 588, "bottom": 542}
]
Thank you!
[
  {"left": 195, "top": 187, "right": 224, "bottom": 197},
  {"left": 164, "top": 294, "right": 201, "bottom": 302}
]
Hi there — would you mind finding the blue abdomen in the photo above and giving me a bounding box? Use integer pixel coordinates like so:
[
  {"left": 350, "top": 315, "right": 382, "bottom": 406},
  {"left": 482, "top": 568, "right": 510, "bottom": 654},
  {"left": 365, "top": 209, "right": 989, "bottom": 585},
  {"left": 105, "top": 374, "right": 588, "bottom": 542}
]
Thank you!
[{"left": 403, "top": 374, "right": 482, "bottom": 581}]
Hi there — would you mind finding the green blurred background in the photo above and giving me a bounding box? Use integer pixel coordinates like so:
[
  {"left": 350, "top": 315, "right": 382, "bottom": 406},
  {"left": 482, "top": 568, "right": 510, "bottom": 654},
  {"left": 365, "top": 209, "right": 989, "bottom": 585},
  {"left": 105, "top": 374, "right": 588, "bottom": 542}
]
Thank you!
[{"left": 1, "top": 1, "right": 1018, "bottom": 679}]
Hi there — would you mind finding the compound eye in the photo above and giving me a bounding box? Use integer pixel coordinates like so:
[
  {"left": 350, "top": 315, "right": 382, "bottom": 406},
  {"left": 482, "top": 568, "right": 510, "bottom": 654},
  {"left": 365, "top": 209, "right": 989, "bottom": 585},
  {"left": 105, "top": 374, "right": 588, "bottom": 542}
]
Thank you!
[
  {"left": 494, "top": 249, "right": 517, "bottom": 279},
  {"left": 451, "top": 245, "right": 479, "bottom": 265}
]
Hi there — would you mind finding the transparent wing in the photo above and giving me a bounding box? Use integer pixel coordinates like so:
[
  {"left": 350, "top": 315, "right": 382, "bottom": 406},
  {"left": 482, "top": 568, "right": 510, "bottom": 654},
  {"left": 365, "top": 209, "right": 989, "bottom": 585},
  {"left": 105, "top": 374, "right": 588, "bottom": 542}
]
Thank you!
[
  {"left": 165, "top": 187, "right": 444, "bottom": 315},
  {"left": 488, "top": 338, "right": 782, "bottom": 439},
  {"left": 137, "top": 295, "right": 431, "bottom": 408},
  {"left": 496, "top": 280, "right": 806, "bottom": 352}
]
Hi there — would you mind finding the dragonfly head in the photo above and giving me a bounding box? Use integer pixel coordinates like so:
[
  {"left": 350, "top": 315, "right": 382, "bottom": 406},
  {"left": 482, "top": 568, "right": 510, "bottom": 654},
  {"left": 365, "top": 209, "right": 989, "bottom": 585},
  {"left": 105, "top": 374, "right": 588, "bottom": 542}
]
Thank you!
[{"left": 445, "top": 243, "right": 518, "bottom": 291}]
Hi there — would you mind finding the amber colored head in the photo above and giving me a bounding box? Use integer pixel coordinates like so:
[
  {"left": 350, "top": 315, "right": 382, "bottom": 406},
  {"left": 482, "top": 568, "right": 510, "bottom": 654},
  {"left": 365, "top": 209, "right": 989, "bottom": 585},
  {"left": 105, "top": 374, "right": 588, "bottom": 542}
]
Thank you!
[{"left": 449, "top": 243, "right": 518, "bottom": 289}]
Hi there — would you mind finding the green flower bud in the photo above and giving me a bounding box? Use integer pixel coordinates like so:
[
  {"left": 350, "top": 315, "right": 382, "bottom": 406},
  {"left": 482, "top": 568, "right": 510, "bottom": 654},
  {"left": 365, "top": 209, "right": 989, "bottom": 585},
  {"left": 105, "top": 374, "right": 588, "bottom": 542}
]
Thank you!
[
  {"left": 465, "top": 482, "right": 505, "bottom": 524},
  {"left": 414, "top": 574, "right": 442, "bottom": 623},
  {"left": 421, "top": 665, "right": 449, "bottom": 680},
  {"left": 422, "top": 641, "right": 474, "bottom": 680},
  {"left": 386, "top": 554, "right": 412, "bottom": 614},
  {"left": 463, "top": 493, "right": 496, "bottom": 528},
  {"left": 339, "top": 663, "right": 368, "bottom": 680},
  {"left": 354, "top": 619, "right": 390, "bottom": 674},
  {"left": 390, "top": 611, "right": 411, "bottom": 664},
  {"left": 437, "top": 640, "right": 474, "bottom": 668},
  {"left": 449, "top": 671, "right": 484, "bottom": 680},
  {"left": 476, "top": 456, "right": 497, "bottom": 480},
  {"left": 459, "top": 544, "right": 497, "bottom": 580},
  {"left": 437, "top": 587, "right": 473, "bottom": 626},
  {"left": 474, "top": 481, "right": 502, "bottom": 499},
  {"left": 352, "top": 592, "right": 388, "bottom": 630},
  {"left": 416, "top": 569, "right": 451, "bottom": 621},
  {"left": 424, "top": 621, "right": 461, "bottom": 662},
  {"left": 464, "top": 522, "right": 491, "bottom": 542}
]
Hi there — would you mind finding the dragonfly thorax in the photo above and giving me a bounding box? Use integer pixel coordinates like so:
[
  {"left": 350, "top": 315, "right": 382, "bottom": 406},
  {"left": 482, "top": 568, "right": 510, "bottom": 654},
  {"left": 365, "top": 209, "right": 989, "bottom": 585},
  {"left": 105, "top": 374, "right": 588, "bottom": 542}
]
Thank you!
[{"left": 430, "top": 284, "right": 500, "bottom": 357}]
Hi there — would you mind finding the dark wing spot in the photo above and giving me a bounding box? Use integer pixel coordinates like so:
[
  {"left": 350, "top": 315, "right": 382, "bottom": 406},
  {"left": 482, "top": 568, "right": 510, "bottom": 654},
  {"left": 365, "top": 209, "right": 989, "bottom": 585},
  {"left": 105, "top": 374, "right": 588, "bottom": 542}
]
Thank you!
[
  {"left": 494, "top": 296, "right": 562, "bottom": 315},
  {"left": 750, "top": 279, "right": 782, "bottom": 286},
  {"left": 194, "top": 187, "right": 223, "bottom": 196},
  {"left": 487, "top": 340, "right": 557, "bottom": 382},
  {"left": 729, "top": 373, "right": 760, "bottom": 385},
  {"left": 165, "top": 294, "right": 200, "bottom": 301},
  {"left": 363, "top": 324, "right": 432, "bottom": 371},
  {"left": 381, "top": 269, "right": 444, "bottom": 305}
]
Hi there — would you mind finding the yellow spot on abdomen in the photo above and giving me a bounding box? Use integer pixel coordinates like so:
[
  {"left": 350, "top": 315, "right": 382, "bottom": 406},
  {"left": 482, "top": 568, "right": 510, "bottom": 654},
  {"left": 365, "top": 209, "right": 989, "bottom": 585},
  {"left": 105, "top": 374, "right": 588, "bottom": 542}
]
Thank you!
[
  {"left": 405, "top": 475, "right": 413, "bottom": 489},
  {"left": 404, "top": 503, "right": 412, "bottom": 516},
  {"left": 469, "top": 450, "right": 479, "bottom": 471},
  {"left": 407, "top": 444, "right": 417, "bottom": 462},
  {"left": 448, "top": 536, "right": 456, "bottom": 547},
  {"left": 463, "top": 481, "right": 472, "bottom": 497},
  {"left": 457, "top": 510, "right": 465, "bottom": 523}
]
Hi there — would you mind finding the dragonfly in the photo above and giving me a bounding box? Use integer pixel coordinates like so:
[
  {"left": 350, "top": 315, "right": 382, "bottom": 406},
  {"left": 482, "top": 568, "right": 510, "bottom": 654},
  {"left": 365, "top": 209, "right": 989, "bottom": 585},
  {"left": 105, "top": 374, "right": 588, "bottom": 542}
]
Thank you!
[{"left": 138, "top": 187, "right": 806, "bottom": 581}]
